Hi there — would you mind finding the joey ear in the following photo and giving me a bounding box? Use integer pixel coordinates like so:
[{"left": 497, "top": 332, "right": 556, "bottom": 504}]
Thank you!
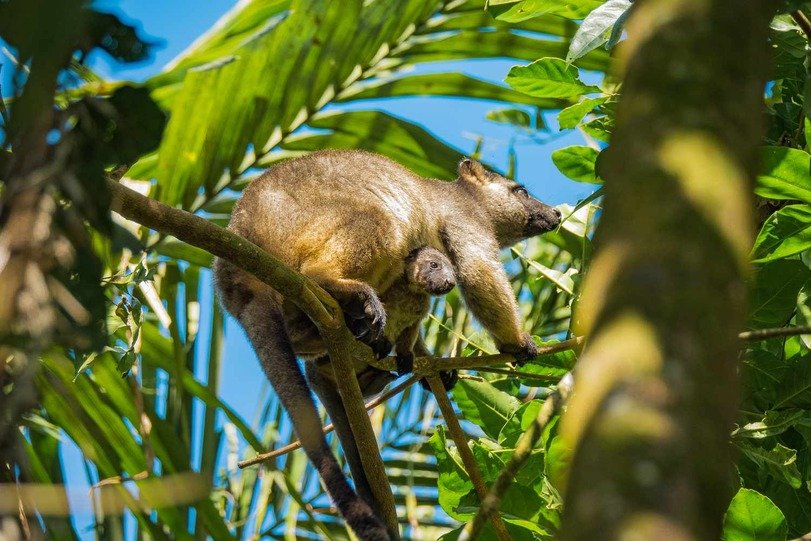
[{"left": 458, "top": 158, "right": 488, "bottom": 184}]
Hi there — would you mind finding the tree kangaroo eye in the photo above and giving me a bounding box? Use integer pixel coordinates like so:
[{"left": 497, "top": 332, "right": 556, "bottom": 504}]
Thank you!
[
  {"left": 513, "top": 186, "right": 528, "bottom": 197},
  {"left": 429, "top": 261, "right": 440, "bottom": 269}
]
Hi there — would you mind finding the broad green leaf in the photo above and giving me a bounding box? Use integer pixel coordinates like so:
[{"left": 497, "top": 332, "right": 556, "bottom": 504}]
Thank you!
[
  {"left": 566, "top": 0, "right": 633, "bottom": 63},
  {"left": 551, "top": 145, "right": 601, "bottom": 183},
  {"left": 722, "top": 488, "right": 787, "bottom": 541},
  {"left": 451, "top": 378, "right": 521, "bottom": 439},
  {"left": 397, "top": 31, "right": 611, "bottom": 72},
  {"left": 526, "top": 338, "right": 576, "bottom": 374},
  {"left": 506, "top": 57, "right": 600, "bottom": 99},
  {"left": 499, "top": 400, "right": 542, "bottom": 447},
  {"left": 774, "top": 354, "right": 811, "bottom": 410},
  {"left": 533, "top": 262, "right": 578, "bottom": 294},
  {"left": 429, "top": 426, "right": 474, "bottom": 520},
  {"left": 545, "top": 433, "right": 572, "bottom": 489},
  {"left": 752, "top": 204, "right": 811, "bottom": 262},
  {"left": 148, "top": 0, "right": 292, "bottom": 88},
  {"left": 155, "top": 58, "right": 240, "bottom": 207},
  {"left": 756, "top": 147, "right": 811, "bottom": 203},
  {"left": 486, "top": 107, "right": 532, "bottom": 128},
  {"left": 339, "top": 72, "right": 560, "bottom": 108},
  {"left": 581, "top": 115, "right": 614, "bottom": 142},
  {"left": 557, "top": 96, "right": 607, "bottom": 129},
  {"left": 749, "top": 259, "right": 811, "bottom": 328},
  {"left": 732, "top": 409, "right": 809, "bottom": 439},
  {"left": 486, "top": 0, "right": 603, "bottom": 23},
  {"left": 737, "top": 441, "right": 803, "bottom": 489}
]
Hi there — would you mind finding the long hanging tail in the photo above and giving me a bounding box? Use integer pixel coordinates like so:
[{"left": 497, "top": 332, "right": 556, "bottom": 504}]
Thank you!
[{"left": 226, "top": 286, "right": 390, "bottom": 541}]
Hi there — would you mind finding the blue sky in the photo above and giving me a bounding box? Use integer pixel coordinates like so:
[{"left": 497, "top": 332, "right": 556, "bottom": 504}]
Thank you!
[{"left": 20, "top": 1, "right": 597, "bottom": 537}]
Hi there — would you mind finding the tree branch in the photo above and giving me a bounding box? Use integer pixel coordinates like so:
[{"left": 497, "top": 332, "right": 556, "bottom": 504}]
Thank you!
[
  {"left": 558, "top": 1, "right": 778, "bottom": 539},
  {"left": 792, "top": 10, "right": 811, "bottom": 39},
  {"left": 739, "top": 325, "right": 811, "bottom": 341},
  {"left": 365, "top": 337, "right": 584, "bottom": 374},
  {"left": 426, "top": 375, "right": 511, "bottom": 541}
]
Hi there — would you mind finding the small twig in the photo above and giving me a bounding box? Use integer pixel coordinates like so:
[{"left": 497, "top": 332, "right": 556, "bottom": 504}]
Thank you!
[
  {"left": 426, "top": 376, "right": 511, "bottom": 541},
  {"left": 792, "top": 10, "right": 811, "bottom": 39},
  {"left": 366, "top": 337, "right": 585, "bottom": 374},
  {"left": 739, "top": 326, "right": 811, "bottom": 341},
  {"left": 238, "top": 375, "right": 420, "bottom": 468},
  {"left": 460, "top": 373, "right": 574, "bottom": 541}
]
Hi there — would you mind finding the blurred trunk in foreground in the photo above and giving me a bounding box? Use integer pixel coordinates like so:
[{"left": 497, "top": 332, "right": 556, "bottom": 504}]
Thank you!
[{"left": 560, "top": 1, "right": 777, "bottom": 539}]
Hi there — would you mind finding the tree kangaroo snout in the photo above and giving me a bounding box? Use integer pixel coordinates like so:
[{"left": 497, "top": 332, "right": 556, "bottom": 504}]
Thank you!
[{"left": 213, "top": 150, "right": 560, "bottom": 540}]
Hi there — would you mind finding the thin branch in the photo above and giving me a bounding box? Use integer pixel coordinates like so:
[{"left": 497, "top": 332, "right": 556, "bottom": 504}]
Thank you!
[
  {"left": 366, "top": 337, "right": 585, "bottom": 374},
  {"left": 460, "top": 373, "right": 574, "bottom": 541},
  {"left": 238, "top": 375, "right": 420, "bottom": 468},
  {"left": 426, "top": 375, "right": 511, "bottom": 541},
  {"left": 739, "top": 325, "right": 811, "bottom": 341},
  {"left": 792, "top": 10, "right": 811, "bottom": 39}
]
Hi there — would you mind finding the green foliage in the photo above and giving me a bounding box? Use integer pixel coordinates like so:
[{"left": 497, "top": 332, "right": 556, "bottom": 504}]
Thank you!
[
  {"left": 8, "top": 0, "right": 811, "bottom": 538},
  {"left": 4, "top": 0, "right": 596, "bottom": 538},
  {"left": 722, "top": 488, "right": 788, "bottom": 541}
]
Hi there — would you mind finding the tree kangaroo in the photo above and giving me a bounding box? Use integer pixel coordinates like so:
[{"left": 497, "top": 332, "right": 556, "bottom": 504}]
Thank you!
[{"left": 214, "top": 150, "right": 561, "bottom": 540}]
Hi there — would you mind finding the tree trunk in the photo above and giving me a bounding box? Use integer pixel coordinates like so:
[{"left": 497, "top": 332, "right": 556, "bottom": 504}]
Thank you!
[{"left": 559, "top": 1, "right": 777, "bottom": 539}]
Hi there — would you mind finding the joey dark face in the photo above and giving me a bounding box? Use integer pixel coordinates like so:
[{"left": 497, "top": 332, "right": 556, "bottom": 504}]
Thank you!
[
  {"left": 458, "top": 159, "right": 561, "bottom": 246},
  {"left": 406, "top": 247, "right": 456, "bottom": 295}
]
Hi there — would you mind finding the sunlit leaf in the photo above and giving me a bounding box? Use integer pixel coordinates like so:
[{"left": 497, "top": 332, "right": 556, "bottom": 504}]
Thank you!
[
  {"left": 551, "top": 145, "right": 601, "bottom": 183},
  {"left": 506, "top": 58, "right": 600, "bottom": 99},
  {"left": 451, "top": 379, "right": 521, "bottom": 440},
  {"left": 566, "top": 0, "right": 633, "bottom": 63},
  {"left": 557, "top": 96, "right": 607, "bottom": 130},
  {"left": 722, "top": 488, "right": 787, "bottom": 541},
  {"left": 757, "top": 146, "right": 811, "bottom": 203},
  {"left": 751, "top": 204, "right": 811, "bottom": 262},
  {"left": 486, "top": 0, "right": 603, "bottom": 23}
]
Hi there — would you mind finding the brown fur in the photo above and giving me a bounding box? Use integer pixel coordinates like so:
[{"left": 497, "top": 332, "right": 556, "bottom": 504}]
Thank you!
[{"left": 213, "top": 150, "right": 560, "bottom": 540}]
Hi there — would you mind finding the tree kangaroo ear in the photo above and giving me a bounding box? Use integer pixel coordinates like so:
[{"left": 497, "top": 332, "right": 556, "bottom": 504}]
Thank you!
[{"left": 458, "top": 158, "right": 489, "bottom": 184}]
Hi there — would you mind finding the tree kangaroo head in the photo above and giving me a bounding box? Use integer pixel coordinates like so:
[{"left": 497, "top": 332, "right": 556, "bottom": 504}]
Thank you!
[
  {"left": 458, "top": 158, "right": 561, "bottom": 246},
  {"left": 404, "top": 246, "right": 456, "bottom": 295}
]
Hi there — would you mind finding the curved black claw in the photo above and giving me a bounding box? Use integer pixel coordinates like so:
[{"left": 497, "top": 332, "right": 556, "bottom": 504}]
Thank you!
[
  {"left": 342, "top": 290, "right": 387, "bottom": 344},
  {"left": 346, "top": 314, "right": 371, "bottom": 341},
  {"left": 370, "top": 337, "right": 393, "bottom": 360}
]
